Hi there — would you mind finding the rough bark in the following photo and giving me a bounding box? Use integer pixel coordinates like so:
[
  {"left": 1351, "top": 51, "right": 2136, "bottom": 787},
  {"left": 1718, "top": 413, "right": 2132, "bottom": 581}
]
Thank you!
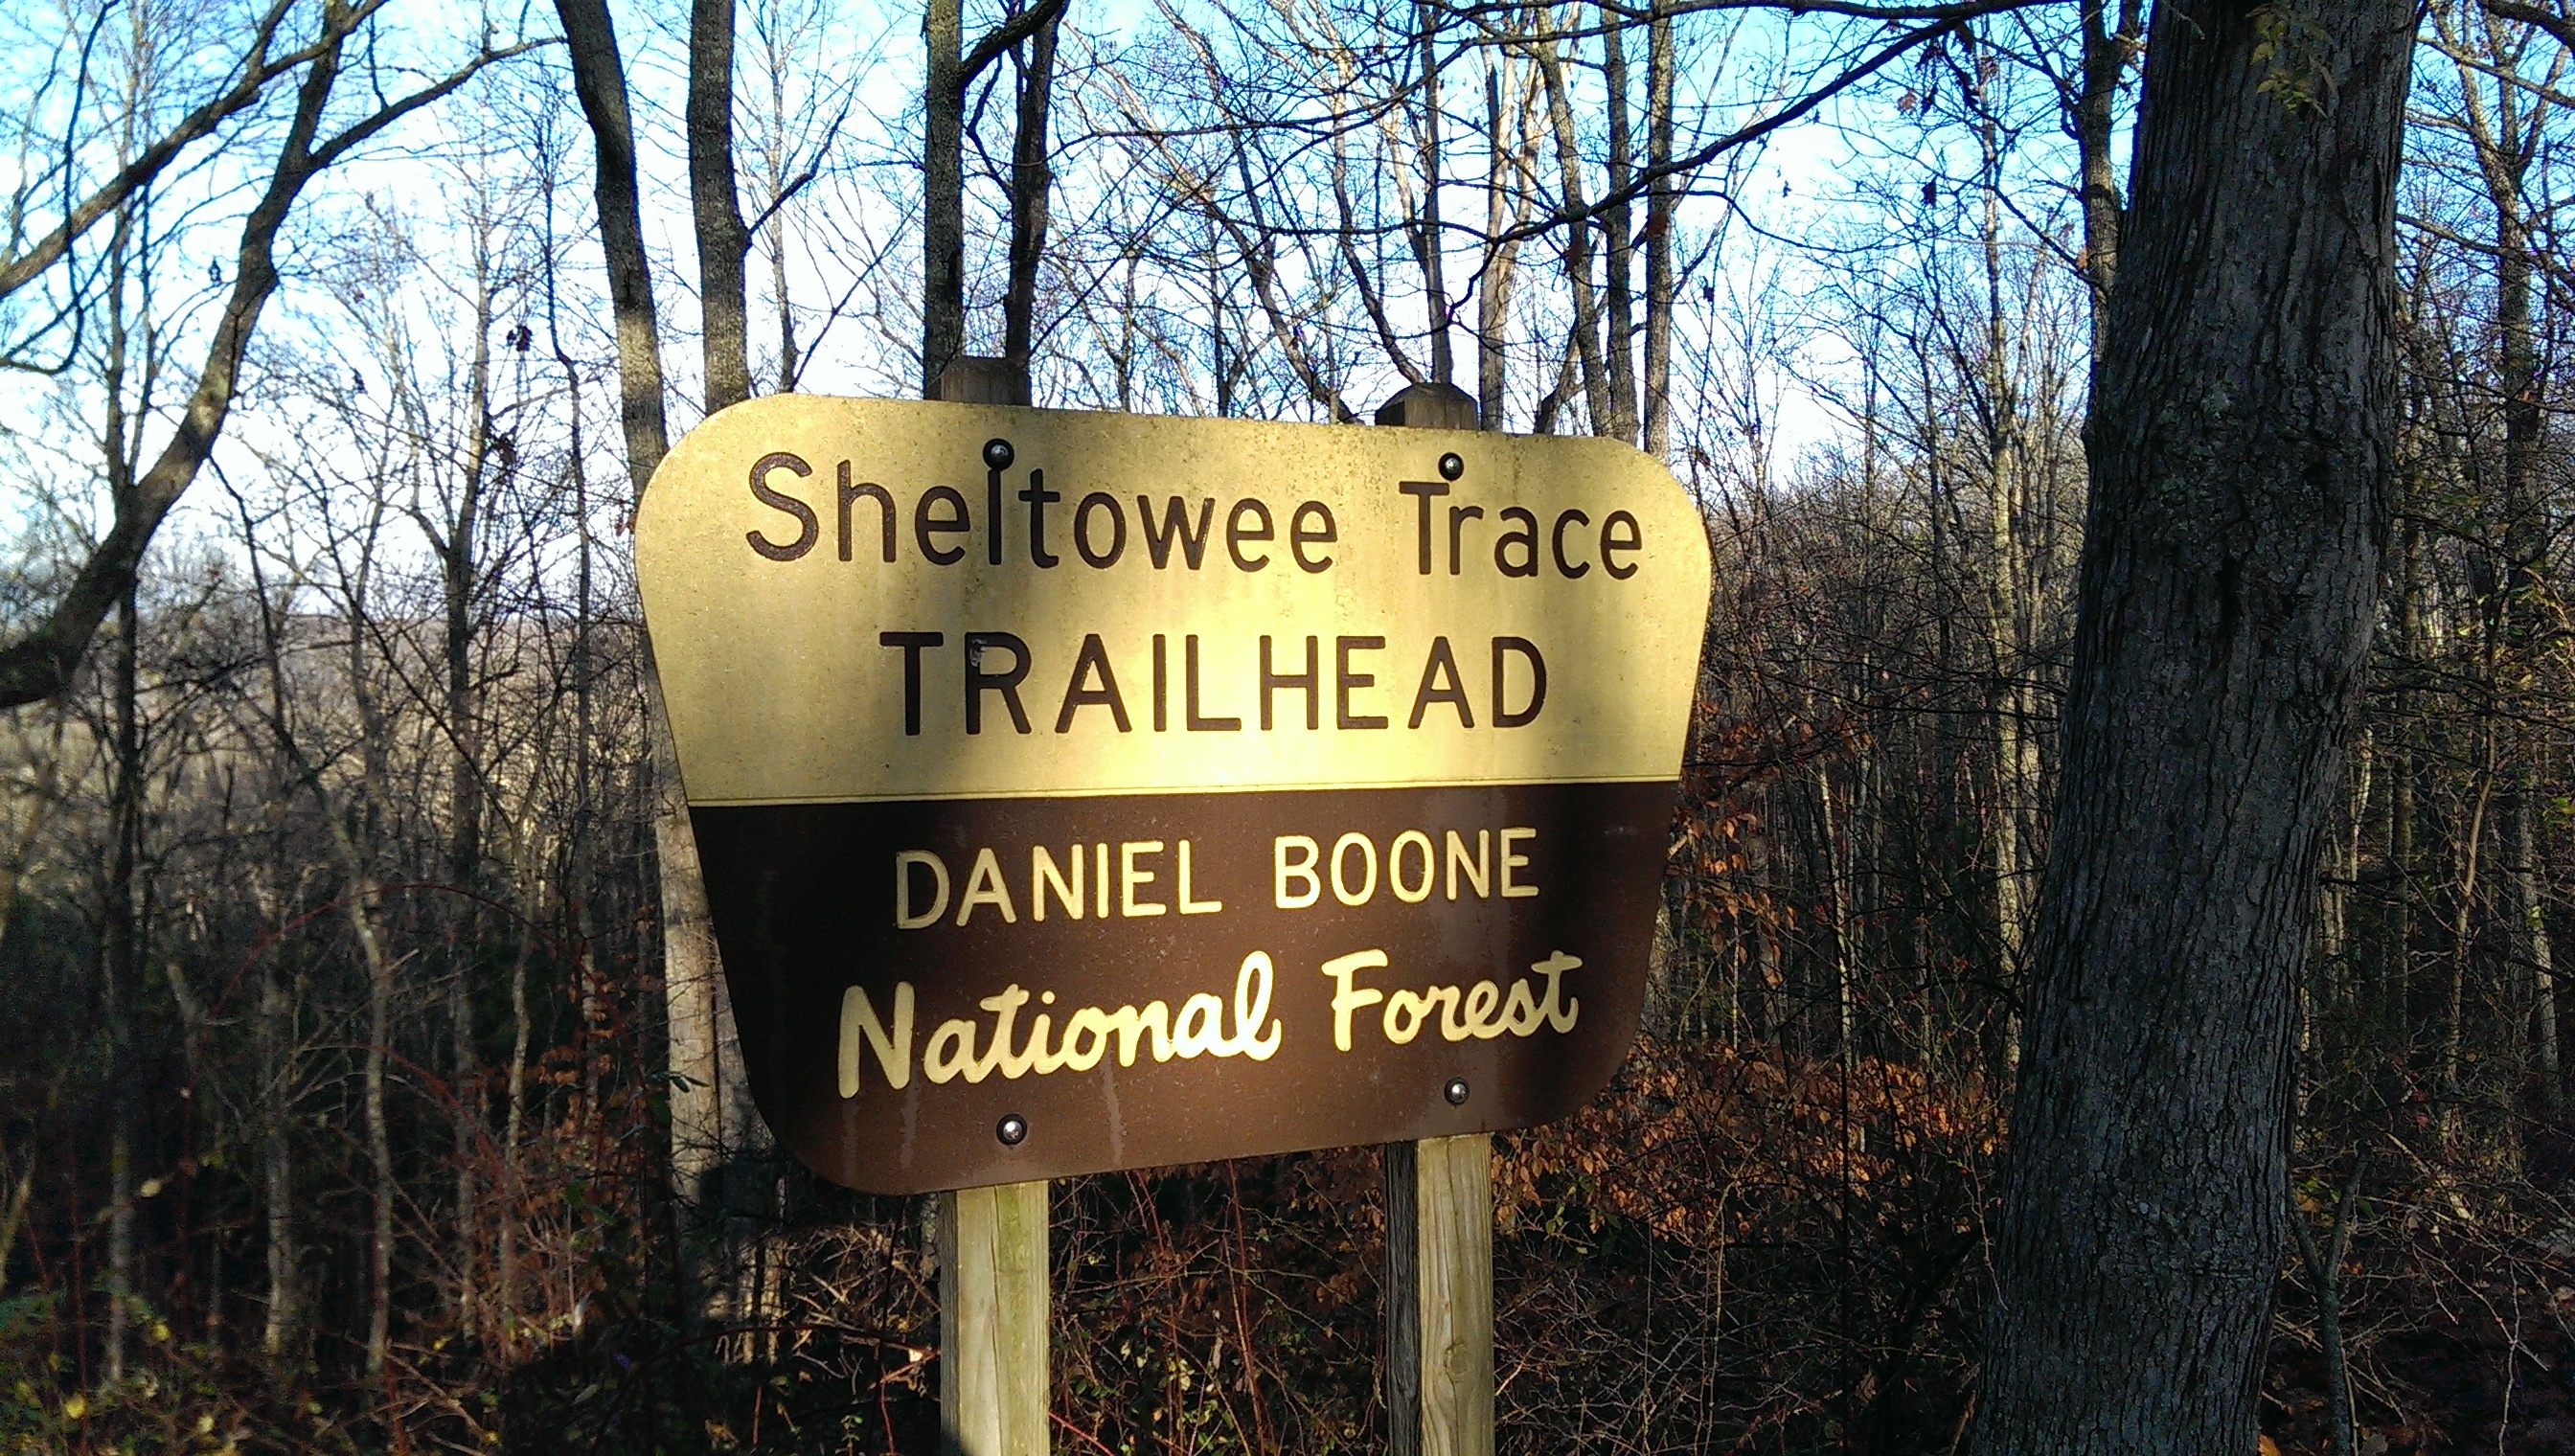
[
  {"left": 1966, "top": 4, "right": 2413, "bottom": 1450},
  {"left": 104, "top": 592, "right": 139, "bottom": 1385},
  {"left": 677, "top": 0, "right": 777, "bottom": 1332},
  {"left": 1598, "top": 0, "right": 1635, "bottom": 442},
  {"left": 557, "top": 0, "right": 671, "bottom": 493},
  {"left": 358, "top": 873, "right": 394, "bottom": 1387},
  {"left": 259, "top": 880, "right": 298, "bottom": 1362},
  {"left": 642, "top": 398, "right": 728, "bottom": 1309},
  {"left": 690, "top": 0, "right": 753, "bottom": 413},
  {"left": 1531, "top": 39, "right": 1607, "bottom": 435},
  {"left": 1002, "top": 11, "right": 1060, "bottom": 373},
  {"left": 1476, "top": 58, "right": 1524, "bottom": 433},
  {"left": 2071, "top": 0, "right": 2142, "bottom": 368},
  {"left": 500, "top": 885, "right": 533, "bottom": 1346},
  {"left": 1641, "top": 5, "right": 1675, "bottom": 455},
  {"left": 1974, "top": 61, "right": 2031, "bottom": 1055},
  {"left": 921, "top": 0, "right": 1065, "bottom": 393},
  {"left": 923, "top": 0, "right": 966, "bottom": 394},
  {"left": 762, "top": 52, "right": 802, "bottom": 393},
  {"left": 1414, "top": 1, "right": 1452, "bottom": 386}
]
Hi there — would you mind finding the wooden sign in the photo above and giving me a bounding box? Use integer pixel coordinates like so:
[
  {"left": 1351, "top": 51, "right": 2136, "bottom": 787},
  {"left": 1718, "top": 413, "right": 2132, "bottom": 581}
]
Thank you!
[{"left": 635, "top": 398, "right": 1711, "bottom": 1193}]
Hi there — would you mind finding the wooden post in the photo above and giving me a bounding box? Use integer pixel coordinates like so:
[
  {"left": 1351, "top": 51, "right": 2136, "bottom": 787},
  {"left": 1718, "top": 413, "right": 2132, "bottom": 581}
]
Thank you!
[
  {"left": 932, "top": 353, "right": 1034, "bottom": 406},
  {"left": 1384, "top": 1135, "right": 1494, "bottom": 1456},
  {"left": 938, "top": 1181, "right": 1049, "bottom": 1456},
  {"left": 1378, "top": 379, "right": 1495, "bottom": 1456},
  {"left": 1375, "top": 380, "right": 1478, "bottom": 430},
  {"left": 930, "top": 353, "right": 1048, "bottom": 1456}
]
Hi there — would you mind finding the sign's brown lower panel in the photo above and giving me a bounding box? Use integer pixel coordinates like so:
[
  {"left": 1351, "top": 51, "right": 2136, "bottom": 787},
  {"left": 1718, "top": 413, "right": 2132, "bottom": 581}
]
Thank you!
[{"left": 692, "top": 781, "right": 1674, "bottom": 1193}]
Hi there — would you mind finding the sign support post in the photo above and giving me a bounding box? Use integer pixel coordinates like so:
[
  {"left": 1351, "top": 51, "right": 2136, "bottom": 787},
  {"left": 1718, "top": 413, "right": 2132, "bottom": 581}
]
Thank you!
[
  {"left": 1377, "top": 382, "right": 1496, "bottom": 1456},
  {"left": 929, "top": 355, "right": 1049, "bottom": 1456},
  {"left": 939, "top": 1179, "right": 1049, "bottom": 1456},
  {"left": 1384, "top": 1134, "right": 1494, "bottom": 1456}
]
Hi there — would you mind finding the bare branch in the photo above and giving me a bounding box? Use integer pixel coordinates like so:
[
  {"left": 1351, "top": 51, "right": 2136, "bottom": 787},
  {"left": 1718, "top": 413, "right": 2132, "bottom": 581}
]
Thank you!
[
  {"left": 0, "top": 23, "right": 544, "bottom": 709},
  {"left": 0, "top": 0, "right": 391, "bottom": 303},
  {"left": 2487, "top": 0, "right": 2575, "bottom": 52},
  {"left": 961, "top": 0, "right": 1071, "bottom": 92}
]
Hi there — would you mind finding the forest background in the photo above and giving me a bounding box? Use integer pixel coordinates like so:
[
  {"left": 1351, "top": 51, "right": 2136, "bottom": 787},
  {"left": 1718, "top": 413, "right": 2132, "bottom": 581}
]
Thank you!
[{"left": 0, "top": 0, "right": 2563, "bottom": 1451}]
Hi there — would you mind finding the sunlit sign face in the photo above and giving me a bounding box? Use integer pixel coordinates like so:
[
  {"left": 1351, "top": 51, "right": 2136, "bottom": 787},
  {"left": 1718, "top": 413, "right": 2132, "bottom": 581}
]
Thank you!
[{"left": 637, "top": 397, "right": 1711, "bottom": 1193}]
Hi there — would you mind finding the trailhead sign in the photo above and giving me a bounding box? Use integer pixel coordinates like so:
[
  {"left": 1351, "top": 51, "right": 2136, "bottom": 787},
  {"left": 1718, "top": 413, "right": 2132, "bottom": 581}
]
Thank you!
[{"left": 635, "top": 397, "right": 1712, "bottom": 1194}]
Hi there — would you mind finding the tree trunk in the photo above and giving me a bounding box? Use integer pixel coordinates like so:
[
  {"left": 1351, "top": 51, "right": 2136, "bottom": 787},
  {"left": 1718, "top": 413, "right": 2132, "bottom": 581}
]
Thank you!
[
  {"left": 647, "top": 629, "right": 731, "bottom": 1318},
  {"left": 0, "top": 8, "right": 516, "bottom": 708},
  {"left": 2071, "top": 0, "right": 2141, "bottom": 370},
  {"left": 1414, "top": 0, "right": 1450, "bottom": 386},
  {"left": 1598, "top": 0, "right": 1634, "bottom": 443},
  {"left": 757, "top": 34, "right": 801, "bottom": 395},
  {"left": 500, "top": 874, "right": 535, "bottom": 1348},
  {"left": 690, "top": 0, "right": 752, "bottom": 413},
  {"left": 534, "top": 142, "right": 588, "bottom": 1354},
  {"left": 2505, "top": 782, "right": 2561, "bottom": 1110},
  {"left": 555, "top": 0, "right": 671, "bottom": 492},
  {"left": 1531, "top": 40, "right": 1607, "bottom": 435},
  {"left": 0, "top": 1142, "right": 36, "bottom": 1302},
  {"left": 1477, "top": 57, "right": 1522, "bottom": 433},
  {"left": 1002, "top": 11, "right": 1060, "bottom": 373},
  {"left": 923, "top": 0, "right": 966, "bottom": 394},
  {"left": 921, "top": 0, "right": 1061, "bottom": 393},
  {"left": 1967, "top": 5, "right": 2412, "bottom": 1450},
  {"left": 0, "top": 716, "right": 62, "bottom": 954},
  {"left": 1641, "top": 5, "right": 1675, "bottom": 456},
  {"left": 555, "top": 0, "right": 743, "bottom": 1331},
  {"left": 259, "top": 884, "right": 297, "bottom": 1363},
  {"left": 2449, "top": 3, "right": 2562, "bottom": 1113},
  {"left": 360, "top": 876, "right": 395, "bottom": 1388},
  {"left": 2441, "top": 761, "right": 2495, "bottom": 1147},
  {"left": 2388, "top": 518, "right": 2420, "bottom": 1053},
  {"left": 1976, "top": 78, "right": 2030, "bottom": 1068},
  {"left": 104, "top": 590, "right": 139, "bottom": 1385},
  {"left": 447, "top": 838, "right": 477, "bottom": 1324},
  {"left": 445, "top": 239, "right": 492, "bottom": 1338},
  {"left": 2289, "top": 1157, "right": 2366, "bottom": 1456}
]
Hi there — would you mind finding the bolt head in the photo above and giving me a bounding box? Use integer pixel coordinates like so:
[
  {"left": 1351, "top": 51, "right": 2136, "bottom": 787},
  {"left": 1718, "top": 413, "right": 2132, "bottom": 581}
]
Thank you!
[
  {"left": 983, "top": 438, "right": 1015, "bottom": 470},
  {"left": 1438, "top": 452, "right": 1465, "bottom": 482},
  {"left": 1444, "top": 1078, "right": 1470, "bottom": 1106},
  {"left": 996, "top": 1113, "right": 1028, "bottom": 1146}
]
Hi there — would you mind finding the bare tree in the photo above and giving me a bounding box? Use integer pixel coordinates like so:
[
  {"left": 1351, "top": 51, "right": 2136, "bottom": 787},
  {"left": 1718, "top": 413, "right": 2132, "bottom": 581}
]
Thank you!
[
  {"left": 0, "top": 3, "right": 540, "bottom": 710},
  {"left": 922, "top": 0, "right": 1068, "bottom": 393},
  {"left": 1970, "top": 3, "right": 2416, "bottom": 1448}
]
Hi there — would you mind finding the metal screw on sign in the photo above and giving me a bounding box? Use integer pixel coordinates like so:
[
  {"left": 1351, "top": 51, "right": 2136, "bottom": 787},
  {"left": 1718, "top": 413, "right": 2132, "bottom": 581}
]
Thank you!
[
  {"left": 1444, "top": 1078, "right": 1470, "bottom": 1106},
  {"left": 984, "top": 438, "right": 1014, "bottom": 470},
  {"left": 1438, "top": 452, "right": 1465, "bottom": 481},
  {"left": 995, "top": 1113, "right": 1029, "bottom": 1146}
]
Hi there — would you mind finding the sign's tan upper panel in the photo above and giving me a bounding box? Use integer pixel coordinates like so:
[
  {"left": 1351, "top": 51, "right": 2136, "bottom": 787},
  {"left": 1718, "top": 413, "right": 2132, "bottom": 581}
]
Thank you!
[{"left": 635, "top": 398, "right": 1713, "bottom": 805}]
